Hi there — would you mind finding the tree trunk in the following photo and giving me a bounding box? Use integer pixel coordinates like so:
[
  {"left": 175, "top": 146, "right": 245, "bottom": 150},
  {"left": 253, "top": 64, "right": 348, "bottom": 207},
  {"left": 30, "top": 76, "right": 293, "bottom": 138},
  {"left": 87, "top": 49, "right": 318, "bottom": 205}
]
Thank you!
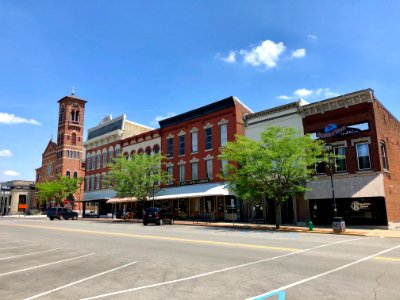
[{"left": 275, "top": 200, "right": 282, "bottom": 229}]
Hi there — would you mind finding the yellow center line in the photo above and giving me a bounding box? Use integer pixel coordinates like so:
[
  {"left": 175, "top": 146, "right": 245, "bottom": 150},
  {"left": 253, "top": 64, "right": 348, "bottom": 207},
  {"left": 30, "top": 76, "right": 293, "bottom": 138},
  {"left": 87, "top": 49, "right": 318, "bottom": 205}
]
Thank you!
[
  {"left": 2, "top": 223, "right": 302, "bottom": 252},
  {"left": 374, "top": 256, "right": 400, "bottom": 262}
]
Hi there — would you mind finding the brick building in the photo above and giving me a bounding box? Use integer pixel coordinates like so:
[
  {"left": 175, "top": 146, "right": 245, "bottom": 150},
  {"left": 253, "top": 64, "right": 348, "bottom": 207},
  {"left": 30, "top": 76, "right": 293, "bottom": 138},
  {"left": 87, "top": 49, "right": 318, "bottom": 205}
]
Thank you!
[
  {"left": 82, "top": 115, "right": 152, "bottom": 217},
  {"left": 35, "top": 93, "right": 86, "bottom": 211},
  {"left": 154, "top": 96, "right": 252, "bottom": 221},
  {"left": 300, "top": 89, "right": 400, "bottom": 229}
]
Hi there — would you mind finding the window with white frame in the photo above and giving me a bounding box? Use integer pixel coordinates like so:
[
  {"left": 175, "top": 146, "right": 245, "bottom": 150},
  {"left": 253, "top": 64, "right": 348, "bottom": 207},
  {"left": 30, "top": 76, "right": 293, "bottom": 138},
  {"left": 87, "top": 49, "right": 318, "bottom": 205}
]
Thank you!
[
  {"left": 97, "top": 151, "right": 101, "bottom": 169},
  {"left": 102, "top": 150, "right": 107, "bottom": 167},
  {"left": 220, "top": 124, "right": 227, "bottom": 146},
  {"left": 96, "top": 174, "right": 100, "bottom": 189},
  {"left": 179, "top": 164, "right": 185, "bottom": 182},
  {"left": 191, "top": 162, "right": 198, "bottom": 180},
  {"left": 91, "top": 176, "right": 95, "bottom": 190},
  {"left": 85, "top": 176, "right": 90, "bottom": 191},
  {"left": 206, "top": 159, "right": 213, "bottom": 179},
  {"left": 167, "top": 138, "right": 173, "bottom": 157},
  {"left": 109, "top": 147, "right": 114, "bottom": 163},
  {"left": 115, "top": 145, "right": 121, "bottom": 158},
  {"left": 86, "top": 154, "right": 91, "bottom": 170},
  {"left": 205, "top": 128, "right": 212, "bottom": 150},
  {"left": 179, "top": 135, "right": 185, "bottom": 156},
  {"left": 91, "top": 154, "right": 95, "bottom": 170},
  {"left": 191, "top": 132, "right": 198, "bottom": 153},
  {"left": 356, "top": 143, "right": 371, "bottom": 170},
  {"left": 380, "top": 141, "right": 389, "bottom": 170},
  {"left": 167, "top": 166, "right": 173, "bottom": 185},
  {"left": 221, "top": 159, "right": 228, "bottom": 176},
  {"left": 334, "top": 146, "right": 347, "bottom": 172}
]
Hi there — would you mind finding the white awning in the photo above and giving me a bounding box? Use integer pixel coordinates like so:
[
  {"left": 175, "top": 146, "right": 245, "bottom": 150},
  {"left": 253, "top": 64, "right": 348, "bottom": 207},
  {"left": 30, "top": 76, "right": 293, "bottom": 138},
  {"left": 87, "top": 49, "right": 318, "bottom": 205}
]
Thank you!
[
  {"left": 153, "top": 183, "right": 234, "bottom": 200},
  {"left": 106, "top": 197, "right": 138, "bottom": 204}
]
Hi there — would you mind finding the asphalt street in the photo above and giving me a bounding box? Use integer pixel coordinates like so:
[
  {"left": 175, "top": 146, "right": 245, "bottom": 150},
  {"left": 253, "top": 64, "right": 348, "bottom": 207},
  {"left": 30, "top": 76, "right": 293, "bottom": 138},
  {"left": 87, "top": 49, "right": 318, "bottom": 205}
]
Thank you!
[{"left": 0, "top": 217, "right": 399, "bottom": 300}]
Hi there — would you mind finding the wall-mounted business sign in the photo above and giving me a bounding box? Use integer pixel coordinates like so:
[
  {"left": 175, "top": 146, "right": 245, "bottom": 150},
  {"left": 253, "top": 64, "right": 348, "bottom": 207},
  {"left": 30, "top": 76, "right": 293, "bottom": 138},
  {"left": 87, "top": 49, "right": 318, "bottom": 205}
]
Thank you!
[
  {"left": 179, "top": 178, "right": 210, "bottom": 186},
  {"left": 317, "top": 124, "right": 347, "bottom": 138},
  {"left": 317, "top": 122, "right": 368, "bottom": 139}
]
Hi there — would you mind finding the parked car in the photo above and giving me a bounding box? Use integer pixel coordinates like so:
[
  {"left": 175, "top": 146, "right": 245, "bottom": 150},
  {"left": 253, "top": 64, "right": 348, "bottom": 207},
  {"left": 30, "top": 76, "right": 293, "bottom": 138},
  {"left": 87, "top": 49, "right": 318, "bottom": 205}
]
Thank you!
[
  {"left": 143, "top": 207, "right": 173, "bottom": 225},
  {"left": 47, "top": 207, "right": 78, "bottom": 220}
]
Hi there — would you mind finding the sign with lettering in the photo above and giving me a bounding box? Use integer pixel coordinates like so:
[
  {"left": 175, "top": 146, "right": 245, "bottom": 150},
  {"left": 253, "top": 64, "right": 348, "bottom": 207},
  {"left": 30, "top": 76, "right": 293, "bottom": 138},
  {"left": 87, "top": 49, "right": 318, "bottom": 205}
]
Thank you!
[{"left": 179, "top": 178, "right": 210, "bottom": 186}]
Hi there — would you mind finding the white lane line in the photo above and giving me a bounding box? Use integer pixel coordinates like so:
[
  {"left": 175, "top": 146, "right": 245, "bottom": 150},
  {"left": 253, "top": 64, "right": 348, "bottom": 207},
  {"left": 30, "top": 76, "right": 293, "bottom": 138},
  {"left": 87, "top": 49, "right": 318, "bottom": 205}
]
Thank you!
[
  {"left": 0, "top": 253, "right": 94, "bottom": 277},
  {"left": 24, "top": 261, "right": 138, "bottom": 300},
  {"left": 81, "top": 237, "right": 366, "bottom": 300},
  {"left": 0, "top": 248, "right": 61, "bottom": 261},
  {"left": 0, "top": 243, "right": 38, "bottom": 250},
  {"left": 247, "top": 243, "right": 400, "bottom": 300}
]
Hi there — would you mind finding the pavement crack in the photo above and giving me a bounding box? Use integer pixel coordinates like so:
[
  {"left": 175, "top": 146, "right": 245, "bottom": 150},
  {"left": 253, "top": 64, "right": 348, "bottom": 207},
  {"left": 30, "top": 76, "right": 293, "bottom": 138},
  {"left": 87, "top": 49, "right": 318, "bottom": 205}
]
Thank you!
[{"left": 373, "top": 271, "right": 386, "bottom": 300}]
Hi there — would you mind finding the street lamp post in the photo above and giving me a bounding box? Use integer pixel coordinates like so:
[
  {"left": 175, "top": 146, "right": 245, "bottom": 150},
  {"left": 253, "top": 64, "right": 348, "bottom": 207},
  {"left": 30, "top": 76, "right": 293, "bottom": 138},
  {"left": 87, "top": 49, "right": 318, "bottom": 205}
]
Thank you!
[{"left": 325, "top": 143, "right": 337, "bottom": 217}]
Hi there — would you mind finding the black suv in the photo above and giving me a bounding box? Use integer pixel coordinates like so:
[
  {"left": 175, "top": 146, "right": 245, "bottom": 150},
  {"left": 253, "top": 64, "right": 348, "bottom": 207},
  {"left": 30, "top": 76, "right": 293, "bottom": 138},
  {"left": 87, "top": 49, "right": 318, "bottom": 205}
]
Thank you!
[
  {"left": 47, "top": 207, "right": 78, "bottom": 221},
  {"left": 143, "top": 207, "right": 174, "bottom": 225}
]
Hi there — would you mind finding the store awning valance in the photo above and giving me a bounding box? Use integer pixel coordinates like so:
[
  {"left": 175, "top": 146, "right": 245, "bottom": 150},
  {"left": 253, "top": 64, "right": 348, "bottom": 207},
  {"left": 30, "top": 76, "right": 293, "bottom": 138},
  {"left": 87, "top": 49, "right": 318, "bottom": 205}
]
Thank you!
[
  {"left": 106, "top": 197, "right": 138, "bottom": 204},
  {"left": 83, "top": 189, "right": 117, "bottom": 202},
  {"left": 153, "top": 183, "right": 234, "bottom": 200}
]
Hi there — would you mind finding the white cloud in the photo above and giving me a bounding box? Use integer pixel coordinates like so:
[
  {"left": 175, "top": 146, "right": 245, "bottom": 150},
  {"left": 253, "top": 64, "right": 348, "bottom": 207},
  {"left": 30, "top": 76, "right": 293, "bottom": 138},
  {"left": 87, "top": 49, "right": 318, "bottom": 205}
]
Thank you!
[
  {"left": 307, "top": 34, "right": 317, "bottom": 40},
  {"left": 0, "top": 112, "right": 41, "bottom": 125},
  {"left": 294, "top": 88, "right": 313, "bottom": 98},
  {"left": 291, "top": 48, "right": 306, "bottom": 59},
  {"left": 221, "top": 51, "right": 236, "bottom": 63},
  {"left": 280, "top": 88, "right": 340, "bottom": 100},
  {"left": 0, "top": 149, "right": 12, "bottom": 157},
  {"left": 239, "top": 40, "right": 286, "bottom": 69},
  {"left": 4, "top": 170, "right": 20, "bottom": 176},
  {"left": 277, "top": 95, "right": 291, "bottom": 100}
]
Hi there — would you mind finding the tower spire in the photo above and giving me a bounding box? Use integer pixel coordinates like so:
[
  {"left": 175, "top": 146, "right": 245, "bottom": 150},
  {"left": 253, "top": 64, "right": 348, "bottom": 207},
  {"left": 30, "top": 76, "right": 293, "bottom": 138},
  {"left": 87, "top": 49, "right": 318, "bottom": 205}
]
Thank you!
[{"left": 71, "top": 86, "right": 75, "bottom": 96}]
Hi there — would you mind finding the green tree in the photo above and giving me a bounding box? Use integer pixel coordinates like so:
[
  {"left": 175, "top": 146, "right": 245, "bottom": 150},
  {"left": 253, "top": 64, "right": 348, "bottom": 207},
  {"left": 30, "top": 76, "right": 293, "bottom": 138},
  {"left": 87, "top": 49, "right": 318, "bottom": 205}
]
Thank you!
[
  {"left": 36, "top": 175, "right": 83, "bottom": 206},
  {"left": 219, "top": 126, "right": 326, "bottom": 229},
  {"left": 108, "top": 153, "right": 171, "bottom": 204}
]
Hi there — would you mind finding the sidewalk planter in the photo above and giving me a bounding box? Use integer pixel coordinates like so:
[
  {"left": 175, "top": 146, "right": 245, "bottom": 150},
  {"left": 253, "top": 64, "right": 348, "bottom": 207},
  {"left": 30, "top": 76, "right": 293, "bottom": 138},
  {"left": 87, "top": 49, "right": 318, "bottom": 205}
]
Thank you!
[{"left": 332, "top": 217, "right": 346, "bottom": 234}]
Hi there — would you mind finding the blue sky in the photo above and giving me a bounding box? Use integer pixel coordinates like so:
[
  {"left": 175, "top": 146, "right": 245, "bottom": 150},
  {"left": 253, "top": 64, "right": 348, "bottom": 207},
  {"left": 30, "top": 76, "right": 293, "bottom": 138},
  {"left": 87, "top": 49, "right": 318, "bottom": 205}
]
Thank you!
[{"left": 1, "top": 0, "right": 400, "bottom": 181}]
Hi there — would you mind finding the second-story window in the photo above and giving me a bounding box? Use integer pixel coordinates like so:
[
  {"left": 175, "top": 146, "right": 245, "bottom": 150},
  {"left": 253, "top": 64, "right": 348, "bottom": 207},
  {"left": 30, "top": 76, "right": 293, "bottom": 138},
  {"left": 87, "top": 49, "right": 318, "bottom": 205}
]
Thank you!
[
  {"left": 191, "top": 162, "right": 198, "bottom": 180},
  {"left": 191, "top": 132, "right": 198, "bottom": 153},
  {"left": 97, "top": 151, "right": 101, "bottom": 169},
  {"left": 334, "top": 146, "right": 347, "bottom": 172},
  {"left": 220, "top": 124, "right": 227, "bottom": 147},
  {"left": 206, "top": 159, "right": 213, "bottom": 179},
  {"left": 205, "top": 128, "right": 212, "bottom": 150},
  {"left": 179, "top": 164, "right": 185, "bottom": 182},
  {"left": 356, "top": 143, "right": 371, "bottom": 170},
  {"left": 167, "top": 138, "right": 173, "bottom": 158},
  {"left": 109, "top": 147, "right": 114, "bottom": 164},
  {"left": 167, "top": 166, "right": 173, "bottom": 185},
  {"left": 179, "top": 136, "right": 185, "bottom": 156},
  {"left": 91, "top": 176, "right": 95, "bottom": 191},
  {"left": 85, "top": 176, "right": 90, "bottom": 191}
]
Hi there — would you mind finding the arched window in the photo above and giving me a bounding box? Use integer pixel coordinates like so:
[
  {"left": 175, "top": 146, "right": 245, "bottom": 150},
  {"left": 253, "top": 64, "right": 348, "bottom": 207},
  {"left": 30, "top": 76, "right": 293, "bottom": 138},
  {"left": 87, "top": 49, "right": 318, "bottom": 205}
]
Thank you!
[
  {"left": 123, "top": 152, "right": 129, "bottom": 160},
  {"left": 115, "top": 145, "right": 121, "bottom": 157},
  {"left": 75, "top": 110, "right": 80, "bottom": 122},
  {"left": 137, "top": 148, "right": 144, "bottom": 155},
  {"left": 72, "top": 133, "right": 77, "bottom": 145},
  {"left": 109, "top": 146, "right": 114, "bottom": 163},
  {"left": 96, "top": 174, "right": 100, "bottom": 189},
  {"left": 145, "top": 146, "right": 152, "bottom": 156},
  {"left": 102, "top": 149, "right": 107, "bottom": 167},
  {"left": 73, "top": 171, "right": 78, "bottom": 179},
  {"left": 70, "top": 110, "right": 75, "bottom": 121},
  {"left": 66, "top": 171, "right": 70, "bottom": 178},
  {"left": 97, "top": 150, "right": 101, "bottom": 169},
  {"left": 85, "top": 176, "right": 90, "bottom": 191},
  {"left": 86, "top": 153, "right": 91, "bottom": 170},
  {"left": 153, "top": 144, "right": 160, "bottom": 154},
  {"left": 91, "top": 152, "right": 95, "bottom": 170},
  {"left": 130, "top": 150, "right": 136, "bottom": 156}
]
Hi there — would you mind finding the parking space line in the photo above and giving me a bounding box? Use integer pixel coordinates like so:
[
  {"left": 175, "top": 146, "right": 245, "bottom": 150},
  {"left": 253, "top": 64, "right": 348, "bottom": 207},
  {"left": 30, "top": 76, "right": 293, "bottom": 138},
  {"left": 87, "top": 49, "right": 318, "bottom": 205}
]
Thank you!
[
  {"left": 24, "top": 260, "right": 138, "bottom": 300},
  {"left": 0, "top": 248, "right": 61, "bottom": 261},
  {"left": 0, "top": 253, "right": 94, "bottom": 277},
  {"left": 246, "top": 244, "right": 400, "bottom": 300},
  {"left": 80, "top": 237, "right": 365, "bottom": 300},
  {"left": 374, "top": 256, "right": 400, "bottom": 262},
  {"left": 3, "top": 223, "right": 302, "bottom": 252},
  {"left": 0, "top": 243, "right": 38, "bottom": 250}
]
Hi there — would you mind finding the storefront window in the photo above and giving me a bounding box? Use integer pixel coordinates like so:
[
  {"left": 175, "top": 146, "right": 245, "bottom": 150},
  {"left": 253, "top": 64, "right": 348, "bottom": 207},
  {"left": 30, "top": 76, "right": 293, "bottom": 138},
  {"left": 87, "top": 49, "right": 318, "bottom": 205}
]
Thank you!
[{"left": 85, "top": 202, "right": 99, "bottom": 216}]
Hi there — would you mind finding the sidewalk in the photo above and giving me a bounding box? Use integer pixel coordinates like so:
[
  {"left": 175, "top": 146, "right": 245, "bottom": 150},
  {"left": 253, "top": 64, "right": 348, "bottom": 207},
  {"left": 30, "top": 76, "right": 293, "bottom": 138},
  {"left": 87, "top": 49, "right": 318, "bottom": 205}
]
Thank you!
[{"left": 79, "top": 217, "right": 400, "bottom": 238}]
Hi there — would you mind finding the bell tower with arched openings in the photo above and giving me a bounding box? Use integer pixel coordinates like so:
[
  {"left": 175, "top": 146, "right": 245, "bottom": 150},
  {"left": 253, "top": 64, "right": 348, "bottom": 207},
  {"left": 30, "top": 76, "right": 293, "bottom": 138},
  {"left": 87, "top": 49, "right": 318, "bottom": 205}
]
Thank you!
[{"left": 56, "top": 92, "right": 87, "bottom": 205}]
